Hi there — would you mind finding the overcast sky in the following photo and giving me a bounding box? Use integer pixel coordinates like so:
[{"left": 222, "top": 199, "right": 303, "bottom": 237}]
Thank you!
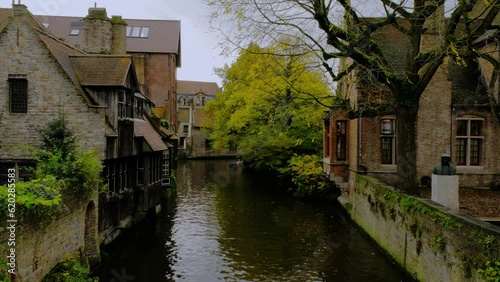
[{"left": 1, "top": 0, "right": 232, "bottom": 86}]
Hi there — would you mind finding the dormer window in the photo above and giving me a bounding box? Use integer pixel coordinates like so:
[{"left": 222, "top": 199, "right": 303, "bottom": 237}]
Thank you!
[
  {"left": 126, "top": 26, "right": 150, "bottom": 38},
  {"left": 69, "top": 21, "right": 83, "bottom": 36}
]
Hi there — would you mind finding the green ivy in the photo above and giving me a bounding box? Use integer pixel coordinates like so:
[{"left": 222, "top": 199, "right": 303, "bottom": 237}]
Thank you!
[
  {"left": 0, "top": 176, "right": 63, "bottom": 225},
  {"left": 477, "top": 261, "right": 500, "bottom": 282},
  {"left": 42, "top": 254, "right": 98, "bottom": 282},
  {"left": 0, "top": 257, "right": 8, "bottom": 282}
]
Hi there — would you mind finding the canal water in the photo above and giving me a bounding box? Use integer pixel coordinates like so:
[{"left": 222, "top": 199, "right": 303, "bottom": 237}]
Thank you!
[{"left": 94, "top": 160, "right": 413, "bottom": 282}]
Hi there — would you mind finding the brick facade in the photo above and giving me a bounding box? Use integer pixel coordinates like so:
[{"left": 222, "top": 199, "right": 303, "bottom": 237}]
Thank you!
[
  {"left": 0, "top": 6, "right": 106, "bottom": 161},
  {"left": 323, "top": 9, "right": 499, "bottom": 190},
  {"left": 0, "top": 5, "right": 173, "bottom": 280}
]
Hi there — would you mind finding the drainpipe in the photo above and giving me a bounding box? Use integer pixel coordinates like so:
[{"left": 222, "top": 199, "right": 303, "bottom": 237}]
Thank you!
[
  {"left": 358, "top": 114, "right": 362, "bottom": 169},
  {"left": 450, "top": 106, "right": 455, "bottom": 160}
]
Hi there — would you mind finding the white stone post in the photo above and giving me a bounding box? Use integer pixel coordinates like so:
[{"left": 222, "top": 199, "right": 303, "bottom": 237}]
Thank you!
[{"left": 431, "top": 174, "right": 459, "bottom": 211}]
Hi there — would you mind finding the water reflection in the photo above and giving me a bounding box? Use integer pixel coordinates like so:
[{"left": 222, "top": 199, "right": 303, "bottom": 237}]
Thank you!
[{"left": 95, "top": 160, "right": 413, "bottom": 282}]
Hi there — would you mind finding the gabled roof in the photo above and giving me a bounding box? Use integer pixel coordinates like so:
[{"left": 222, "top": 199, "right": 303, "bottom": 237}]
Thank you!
[
  {"left": 134, "top": 116, "right": 168, "bottom": 152},
  {"left": 0, "top": 8, "right": 11, "bottom": 32},
  {"left": 177, "top": 80, "right": 220, "bottom": 96},
  {"left": 36, "top": 14, "right": 181, "bottom": 65},
  {"left": 69, "top": 55, "right": 132, "bottom": 87}
]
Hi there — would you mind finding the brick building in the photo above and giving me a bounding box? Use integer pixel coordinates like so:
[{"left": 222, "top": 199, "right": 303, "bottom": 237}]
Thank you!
[
  {"left": 323, "top": 6, "right": 499, "bottom": 191},
  {"left": 0, "top": 5, "right": 173, "bottom": 278},
  {"left": 37, "top": 9, "right": 181, "bottom": 134},
  {"left": 177, "top": 80, "right": 225, "bottom": 157}
]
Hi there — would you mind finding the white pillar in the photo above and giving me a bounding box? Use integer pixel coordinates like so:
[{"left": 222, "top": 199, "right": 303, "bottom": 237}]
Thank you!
[{"left": 431, "top": 174, "right": 459, "bottom": 211}]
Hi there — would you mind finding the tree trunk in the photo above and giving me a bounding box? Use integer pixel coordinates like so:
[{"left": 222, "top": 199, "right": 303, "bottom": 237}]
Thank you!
[{"left": 396, "top": 102, "right": 419, "bottom": 195}]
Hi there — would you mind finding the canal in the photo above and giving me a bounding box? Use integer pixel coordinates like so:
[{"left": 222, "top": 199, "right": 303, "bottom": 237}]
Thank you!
[{"left": 94, "top": 160, "right": 413, "bottom": 281}]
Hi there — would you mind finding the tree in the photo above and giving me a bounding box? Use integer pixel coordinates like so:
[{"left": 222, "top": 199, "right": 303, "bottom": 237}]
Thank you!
[
  {"left": 208, "top": 0, "right": 500, "bottom": 194},
  {"left": 205, "top": 43, "right": 331, "bottom": 171}
]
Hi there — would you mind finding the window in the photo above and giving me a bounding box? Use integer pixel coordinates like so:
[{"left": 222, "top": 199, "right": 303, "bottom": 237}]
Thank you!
[
  {"left": 0, "top": 162, "right": 35, "bottom": 185},
  {"left": 9, "top": 75, "right": 28, "bottom": 113},
  {"left": 336, "top": 121, "right": 347, "bottom": 161},
  {"left": 380, "top": 119, "right": 396, "bottom": 164},
  {"left": 456, "top": 119, "right": 483, "bottom": 166},
  {"left": 118, "top": 91, "right": 132, "bottom": 119},
  {"left": 195, "top": 97, "right": 200, "bottom": 106},
  {"left": 162, "top": 150, "right": 170, "bottom": 177},
  {"left": 135, "top": 98, "right": 143, "bottom": 118},
  {"left": 149, "top": 154, "right": 162, "bottom": 184},
  {"left": 136, "top": 156, "right": 144, "bottom": 185},
  {"left": 126, "top": 26, "right": 150, "bottom": 38},
  {"left": 201, "top": 97, "right": 206, "bottom": 106},
  {"left": 69, "top": 21, "right": 83, "bottom": 36},
  {"left": 179, "top": 97, "right": 188, "bottom": 106}
]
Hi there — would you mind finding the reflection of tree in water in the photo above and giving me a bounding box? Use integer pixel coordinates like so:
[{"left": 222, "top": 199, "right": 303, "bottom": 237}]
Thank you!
[{"left": 212, "top": 165, "right": 337, "bottom": 281}]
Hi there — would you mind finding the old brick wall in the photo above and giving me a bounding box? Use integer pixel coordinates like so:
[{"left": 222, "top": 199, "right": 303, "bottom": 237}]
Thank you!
[
  {"left": 340, "top": 175, "right": 500, "bottom": 282},
  {"left": 0, "top": 8, "right": 106, "bottom": 161},
  {"left": 0, "top": 192, "right": 99, "bottom": 282},
  {"left": 142, "top": 53, "right": 177, "bottom": 130},
  {"left": 416, "top": 60, "right": 453, "bottom": 183}
]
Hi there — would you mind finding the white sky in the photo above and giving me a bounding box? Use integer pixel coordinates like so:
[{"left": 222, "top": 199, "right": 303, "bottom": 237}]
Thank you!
[{"left": 0, "top": 0, "right": 232, "bottom": 86}]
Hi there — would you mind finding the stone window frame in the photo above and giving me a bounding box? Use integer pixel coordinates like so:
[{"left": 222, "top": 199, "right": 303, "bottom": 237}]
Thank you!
[
  {"left": 179, "top": 96, "right": 188, "bottom": 106},
  {"left": 380, "top": 117, "right": 397, "bottom": 165},
  {"left": 8, "top": 74, "right": 28, "bottom": 114},
  {"left": 456, "top": 117, "right": 484, "bottom": 167}
]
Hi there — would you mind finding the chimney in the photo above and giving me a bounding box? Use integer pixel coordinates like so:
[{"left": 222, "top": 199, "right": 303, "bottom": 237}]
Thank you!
[
  {"left": 111, "top": 16, "right": 127, "bottom": 55},
  {"left": 83, "top": 7, "right": 112, "bottom": 54},
  {"left": 12, "top": 3, "right": 27, "bottom": 17}
]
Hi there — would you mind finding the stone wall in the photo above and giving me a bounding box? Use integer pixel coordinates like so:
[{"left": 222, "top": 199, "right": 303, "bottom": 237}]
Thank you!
[
  {"left": 0, "top": 7, "right": 106, "bottom": 161},
  {"left": 339, "top": 175, "right": 500, "bottom": 282},
  {"left": 0, "top": 191, "right": 99, "bottom": 282}
]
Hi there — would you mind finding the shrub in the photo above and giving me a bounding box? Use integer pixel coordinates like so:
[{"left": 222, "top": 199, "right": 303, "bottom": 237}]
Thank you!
[
  {"left": 284, "top": 154, "right": 337, "bottom": 199},
  {"left": 42, "top": 254, "right": 98, "bottom": 282}
]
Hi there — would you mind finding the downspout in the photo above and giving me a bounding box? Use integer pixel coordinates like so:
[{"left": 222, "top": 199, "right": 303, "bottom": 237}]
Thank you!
[
  {"left": 450, "top": 106, "right": 455, "bottom": 159},
  {"left": 358, "top": 114, "right": 362, "bottom": 170}
]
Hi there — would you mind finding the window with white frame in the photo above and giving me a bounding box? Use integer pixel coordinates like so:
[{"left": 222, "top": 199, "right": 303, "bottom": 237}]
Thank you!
[
  {"left": 456, "top": 118, "right": 483, "bottom": 166},
  {"left": 126, "top": 26, "right": 150, "bottom": 38},
  {"left": 380, "top": 118, "right": 396, "bottom": 165}
]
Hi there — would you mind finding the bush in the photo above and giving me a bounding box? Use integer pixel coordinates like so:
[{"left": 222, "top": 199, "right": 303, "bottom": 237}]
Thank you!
[
  {"left": 35, "top": 114, "right": 103, "bottom": 194},
  {"left": 284, "top": 155, "right": 338, "bottom": 199},
  {"left": 0, "top": 175, "right": 63, "bottom": 224},
  {"left": 42, "top": 254, "right": 98, "bottom": 282}
]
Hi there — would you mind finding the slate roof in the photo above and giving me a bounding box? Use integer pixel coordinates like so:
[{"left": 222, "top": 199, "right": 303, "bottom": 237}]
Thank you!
[
  {"left": 69, "top": 55, "right": 132, "bottom": 87},
  {"left": 36, "top": 14, "right": 181, "bottom": 66},
  {"left": 134, "top": 116, "right": 168, "bottom": 152},
  {"left": 177, "top": 80, "right": 220, "bottom": 96}
]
